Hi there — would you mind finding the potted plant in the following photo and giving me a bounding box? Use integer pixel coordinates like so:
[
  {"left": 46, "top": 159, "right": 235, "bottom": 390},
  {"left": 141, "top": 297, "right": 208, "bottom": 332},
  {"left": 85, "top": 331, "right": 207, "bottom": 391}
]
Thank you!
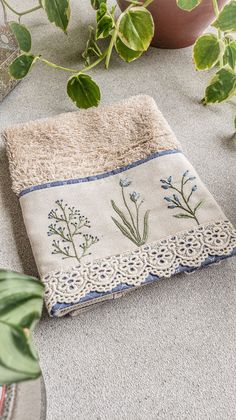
[
  {"left": 0, "top": 270, "right": 46, "bottom": 419},
  {"left": 117, "top": 0, "right": 227, "bottom": 48},
  {"left": 119, "top": 0, "right": 236, "bottom": 129}
]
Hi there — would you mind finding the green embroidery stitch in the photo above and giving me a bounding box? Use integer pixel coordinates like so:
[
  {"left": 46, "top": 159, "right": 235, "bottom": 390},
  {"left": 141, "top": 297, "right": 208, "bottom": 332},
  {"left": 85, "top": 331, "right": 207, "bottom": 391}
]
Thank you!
[
  {"left": 47, "top": 199, "right": 99, "bottom": 262},
  {"left": 111, "top": 178, "right": 150, "bottom": 246},
  {"left": 160, "top": 170, "right": 204, "bottom": 225}
]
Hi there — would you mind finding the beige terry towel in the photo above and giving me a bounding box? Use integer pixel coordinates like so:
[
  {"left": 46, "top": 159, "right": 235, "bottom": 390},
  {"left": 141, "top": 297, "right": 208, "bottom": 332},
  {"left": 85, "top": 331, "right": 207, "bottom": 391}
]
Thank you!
[{"left": 4, "top": 95, "right": 236, "bottom": 317}]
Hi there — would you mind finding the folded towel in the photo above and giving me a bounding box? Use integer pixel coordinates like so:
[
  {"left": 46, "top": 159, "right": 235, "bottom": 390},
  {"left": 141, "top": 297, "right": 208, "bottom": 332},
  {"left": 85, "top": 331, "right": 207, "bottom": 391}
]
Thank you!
[{"left": 4, "top": 95, "right": 236, "bottom": 317}]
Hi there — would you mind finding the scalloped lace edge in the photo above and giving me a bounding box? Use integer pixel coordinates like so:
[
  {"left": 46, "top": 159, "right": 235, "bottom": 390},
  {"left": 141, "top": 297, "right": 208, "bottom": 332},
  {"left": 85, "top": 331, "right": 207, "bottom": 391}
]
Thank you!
[{"left": 43, "top": 219, "right": 236, "bottom": 316}]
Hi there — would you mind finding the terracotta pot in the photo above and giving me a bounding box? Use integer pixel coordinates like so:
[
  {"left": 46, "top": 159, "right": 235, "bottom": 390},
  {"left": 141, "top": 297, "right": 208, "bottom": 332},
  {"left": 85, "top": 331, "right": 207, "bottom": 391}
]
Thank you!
[{"left": 117, "top": 0, "right": 227, "bottom": 49}]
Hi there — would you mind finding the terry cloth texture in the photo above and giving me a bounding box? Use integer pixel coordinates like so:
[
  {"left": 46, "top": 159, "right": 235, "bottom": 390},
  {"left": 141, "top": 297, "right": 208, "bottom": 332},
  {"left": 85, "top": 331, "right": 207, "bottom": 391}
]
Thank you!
[
  {"left": 4, "top": 95, "right": 236, "bottom": 317},
  {"left": 4, "top": 95, "right": 180, "bottom": 194}
]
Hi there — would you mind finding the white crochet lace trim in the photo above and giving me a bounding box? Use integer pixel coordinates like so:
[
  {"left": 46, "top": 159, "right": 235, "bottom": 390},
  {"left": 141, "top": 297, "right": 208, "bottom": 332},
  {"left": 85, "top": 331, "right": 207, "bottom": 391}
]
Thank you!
[{"left": 43, "top": 220, "right": 236, "bottom": 315}]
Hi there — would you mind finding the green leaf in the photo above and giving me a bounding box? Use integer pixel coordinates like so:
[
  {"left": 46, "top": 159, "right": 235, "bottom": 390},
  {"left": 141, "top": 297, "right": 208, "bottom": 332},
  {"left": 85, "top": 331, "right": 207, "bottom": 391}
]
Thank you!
[
  {"left": 41, "top": 0, "right": 70, "bottom": 32},
  {"left": 96, "top": 14, "right": 114, "bottom": 39},
  {"left": 173, "top": 213, "right": 195, "bottom": 219},
  {"left": 204, "top": 67, "right": 236, "bottom": 103},
  {"left": 176, "top": 0, "right": 202, "bottom": 11},
  {"left": 194, "top": 200, "right": 203, "bottom": 213},
  {"left": 10, "top": 22, "right": 31, "bottom": 53},
  {"left": 234, "top": 115, "right": 236, "bottom": 130},
  {"left": 212, "top": 0, "right": 236, "bottom": 32},
  {"left": 96, "top": 2, "right": 107, "bottom": 21},
  {"left": 82, "top": 26, "right": 102, "bottom": 66},
  {"left": 115, "top": 37, "right": 143, "bottom": 62},
  {"left": 0, "top": 322, "right": 41, "bottom": 385},
  {"left": 224, "top": 40, "right": 236, "bottom": 69},
  {"left": 91, "top": 0, "right": 106, "bottom": 10},
  {"left": 0, "top": 270, "right": 44, "bottom": 329},
  {"left": 0, "top": 270, "right": 43, "bottom": 385},
  {"left": 193, "top": 34, "right": 223, "bottom": 70},
  {"left": 142, "top": 210, "right": 150, "bottom": 243},
  {"left": 67, "top": 74, "right": 101, "bottom": 109},
  {"left": 118, "top": 6, "right": 154, "bottom": 51},
  {"left": 111, "top": 200, "right": 136, "bottom": 236},
  {"left": 111, "top": 217, "right": 138, "bottom": 245},
  {"left": 9, "top": 54, "right": 35, "bottom": 79}
]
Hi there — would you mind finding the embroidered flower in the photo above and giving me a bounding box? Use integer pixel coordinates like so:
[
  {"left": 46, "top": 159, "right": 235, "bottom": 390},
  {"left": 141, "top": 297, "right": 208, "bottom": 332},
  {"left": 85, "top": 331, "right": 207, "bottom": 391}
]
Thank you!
[
  {"left": 111, "top": 178, "right": 150, "bottom": 246},
  {"left": 160, "top": 171, "right": 203, "bottom": 226},
  {"left": 47, "top": 199, "right": 99, "bottom": 262},
  {"left": 130, "top": 191, "right": 140, "bottom": 202},
  {"left": 119, "top": 178, "right": 131, "bottom": 187}
]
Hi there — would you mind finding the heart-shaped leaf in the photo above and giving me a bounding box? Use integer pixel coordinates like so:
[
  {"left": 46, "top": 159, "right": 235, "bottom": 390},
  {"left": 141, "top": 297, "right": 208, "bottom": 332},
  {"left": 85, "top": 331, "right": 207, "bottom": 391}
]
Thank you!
[
  {"left": 67, "top": 74, "right": 101, "bottom": 109},
  {"left": 204, "top": 67, "right": 236, "bottom": 103},
  {"left": 176, "top": 0, "right": 202, "bottom": 11},
  {"left": 96, "top": 14, "right": 114, "bottom": 39},
  {"left": 9, "top": 54, "right": 35, "bottom": 79},
  {"left": 0, "top": 322, "right": 41, "bottom": 385},
  {"left": 193, "top": 34, "right": 222, "bottom": 70},
  {"left": 96, "top": 2, "right": 107, "bottom": 21},
  {"left": 0, "top": 270, "right": 44, "bottom": 385},
  {"left": 212, "top": 0, "right": 236, "bottom": 32},
  {"left": 115, "top": 37, "right": 143, "bottom": 62},
  {"left": 118, "top": 6, "right": 154, "bottom": 51},
  {"left": 223, "top": 40, "right": 236, "bottom": 69},
  {"left": 91, "top": 0, "right": 106, "bottom": 10},
  {"left": 0, "top": 270, "right": 44, "bottom": 328},
  {"left": 10, "top": 22, "right": 31, "bottom": 52},
  {"left": 41, "top": 0, "right": 70, "bottom": 32}
]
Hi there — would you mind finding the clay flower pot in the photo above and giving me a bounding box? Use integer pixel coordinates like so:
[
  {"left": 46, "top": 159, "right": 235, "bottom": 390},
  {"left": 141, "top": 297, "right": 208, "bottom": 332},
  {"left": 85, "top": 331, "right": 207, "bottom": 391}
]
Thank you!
[{"left": 117, "top": 0, "right": 227, "bottom": 49}]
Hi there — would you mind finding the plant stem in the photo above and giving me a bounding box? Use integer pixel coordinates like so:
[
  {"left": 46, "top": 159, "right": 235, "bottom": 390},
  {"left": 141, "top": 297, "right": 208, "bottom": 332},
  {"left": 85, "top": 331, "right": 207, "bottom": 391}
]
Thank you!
[
  {"left": 0, "top": 0, "right": 7, "bottom": 23},
  {"left": 135, "top": 202, "right": 142, "bottom": 242},
  {"left": 82, "top": 49, "right": 108, "bottom": 72},
  {"left": 143, "top": 0, "right": 154, "bottom": 7},
  {"left": 58, "top": 202, "right": 80, "bottom": 262},
  {"left": 105, "top": 1, "right": 132, "bottom": 70},
  {"left": 212, "top": 0, "right": 224, "bottom": 68},
  {"left": 37, "top": 50, "right": 108, "bottom": 75},
  {"left": 212, "top": 0, "right": 219, "bottom": 15},
  {"left": 1, "top": 0, "right": 42, "bottom": 17},
  {"left": 105, "top": 26, "right": 118, "bottom": 69},
  {"left": 170, "top": 185, "right": 200, "bottom": 225},
  {"left": 37, "top": 57, "right": 78, "bottom": 73},
  {"left": 121, "top": 187, "right": 137, "bottom": 234}
]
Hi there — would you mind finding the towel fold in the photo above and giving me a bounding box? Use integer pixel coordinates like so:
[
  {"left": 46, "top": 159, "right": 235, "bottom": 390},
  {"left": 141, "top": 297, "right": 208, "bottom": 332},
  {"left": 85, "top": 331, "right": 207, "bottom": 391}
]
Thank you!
[{"left": 4, "top": 95, "right": 236, "bottom": 317}]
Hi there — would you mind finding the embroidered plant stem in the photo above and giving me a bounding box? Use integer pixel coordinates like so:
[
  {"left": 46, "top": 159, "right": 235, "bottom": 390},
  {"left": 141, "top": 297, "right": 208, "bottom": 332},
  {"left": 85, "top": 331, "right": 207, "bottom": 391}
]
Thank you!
[
  {"left": 111, "top": 178, "right": 150, "bottom": 246},
  {"left": 161, "top": 171, "right": 204, "bottom": 225},
  {"left": 47, "top": 199, "right": 99, "bottom": 262}
]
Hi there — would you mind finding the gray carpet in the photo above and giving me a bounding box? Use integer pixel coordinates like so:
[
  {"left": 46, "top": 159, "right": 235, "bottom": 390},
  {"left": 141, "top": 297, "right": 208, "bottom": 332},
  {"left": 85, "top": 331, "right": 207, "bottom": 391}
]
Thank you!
[{"left": 0, "top": 1, "right": 236, "bottom": 419}]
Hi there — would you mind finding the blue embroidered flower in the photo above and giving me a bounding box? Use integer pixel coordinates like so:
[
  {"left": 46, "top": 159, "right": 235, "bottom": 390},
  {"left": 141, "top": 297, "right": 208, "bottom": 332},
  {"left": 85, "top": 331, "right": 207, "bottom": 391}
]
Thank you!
[
  {"left": 111, "top": 178, "right": 150, "bottom": 246},
  {"left": 130, "top": 191, "right": 140, "bottom": 202},
  {"left": 161, "top": 171, "right": 203, "bottom": 226},
  {"left": 183, "top": 170, "right": 189, "bottom": 178},
  {"left": 173, "top": 194, "right": 180, "bottom": 204},
  {"left": 120, "top": 178, "right": 131, "bottom": 187}
]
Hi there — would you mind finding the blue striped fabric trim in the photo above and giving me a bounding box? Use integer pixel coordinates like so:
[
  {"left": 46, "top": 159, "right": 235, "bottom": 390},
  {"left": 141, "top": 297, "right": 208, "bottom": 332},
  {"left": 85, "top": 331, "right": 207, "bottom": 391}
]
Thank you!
[{"left": 19, "top": 149, "right": 182, "bottom": 197}]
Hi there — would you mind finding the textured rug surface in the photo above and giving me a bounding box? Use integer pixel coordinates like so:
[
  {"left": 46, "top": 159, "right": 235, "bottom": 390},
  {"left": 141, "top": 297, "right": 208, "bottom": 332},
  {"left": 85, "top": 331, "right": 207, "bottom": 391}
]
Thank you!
[{"left": 0, "top": 0, "right": 236, "bottom": 418}]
